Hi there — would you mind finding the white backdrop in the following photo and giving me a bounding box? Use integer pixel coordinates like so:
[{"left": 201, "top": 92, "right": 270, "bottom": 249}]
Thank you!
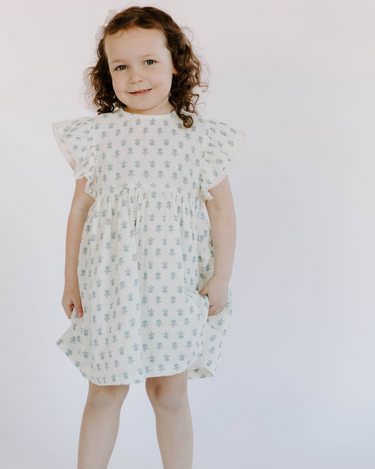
[{"left": 1, "top": 1, "right": 374, "bottom": 468}]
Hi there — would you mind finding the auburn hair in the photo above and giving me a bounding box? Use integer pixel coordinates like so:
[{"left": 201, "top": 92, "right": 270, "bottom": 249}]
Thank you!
[{"left": 83, "top": 6, "right": 209, "bottom": 128}]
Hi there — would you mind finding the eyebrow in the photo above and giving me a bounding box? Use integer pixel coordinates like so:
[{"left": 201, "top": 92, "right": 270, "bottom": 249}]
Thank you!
[{"left": 110, "top": 54, "right": 159, "bottom": 64}]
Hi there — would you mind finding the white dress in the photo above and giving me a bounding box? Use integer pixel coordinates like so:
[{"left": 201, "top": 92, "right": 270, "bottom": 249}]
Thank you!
[{"left": 52, "top": 107, "right": 246, "bottom": 385}]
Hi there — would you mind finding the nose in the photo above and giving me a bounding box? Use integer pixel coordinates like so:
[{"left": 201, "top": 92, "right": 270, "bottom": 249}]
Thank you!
[
  {"left": 130, "top": 76, "right": 143, "bottom": 84},
  {"left": 128, "top": 67, "right": 145, "bottom": 84}
]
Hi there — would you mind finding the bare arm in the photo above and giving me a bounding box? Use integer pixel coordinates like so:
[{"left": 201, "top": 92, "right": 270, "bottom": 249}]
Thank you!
[
  {"left": 62, "top": 178, "right": 95, "bottom": 319},
  {"left": 198, "top": 175, "right": 236, "bottom": 316},
  {"left": 205, "top": 175, "right": 236, "bottom": 281}
]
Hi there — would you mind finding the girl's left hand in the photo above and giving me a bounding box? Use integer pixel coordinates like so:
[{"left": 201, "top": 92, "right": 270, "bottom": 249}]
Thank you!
[{"left": 199, "top": 275, "right": 229, "bottom": 317}]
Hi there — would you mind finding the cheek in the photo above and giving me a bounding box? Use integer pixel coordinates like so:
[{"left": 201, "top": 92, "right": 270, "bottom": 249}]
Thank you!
[
  {"left": 111, "top": 76, "right": 121, "bottom": 90},
  {"left": 112, "top": 76, "right": 129, "bottom": 94},
  {"left": 150, "top": 70, "right": 172, "bottom": 88}
]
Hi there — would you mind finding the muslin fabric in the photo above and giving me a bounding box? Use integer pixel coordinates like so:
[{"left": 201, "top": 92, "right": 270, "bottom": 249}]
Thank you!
[{"left": 52, "top": 107, "right": 246, "bottom": 385}]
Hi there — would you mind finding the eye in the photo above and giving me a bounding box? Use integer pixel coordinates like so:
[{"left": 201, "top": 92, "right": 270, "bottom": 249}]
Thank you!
[{"left": 115, "top": 59, "right": 156, "bottom": 71}]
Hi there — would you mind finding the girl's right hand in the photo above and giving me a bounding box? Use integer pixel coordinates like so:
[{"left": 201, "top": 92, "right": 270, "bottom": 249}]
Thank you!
[{"left": 62, "top": 279, "right": 83, "bottom": 319}]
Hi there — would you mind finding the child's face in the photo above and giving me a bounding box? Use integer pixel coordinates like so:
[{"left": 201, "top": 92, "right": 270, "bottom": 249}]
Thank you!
[{"left": 105, "top": 27, "right": 178, "bottom": 115}]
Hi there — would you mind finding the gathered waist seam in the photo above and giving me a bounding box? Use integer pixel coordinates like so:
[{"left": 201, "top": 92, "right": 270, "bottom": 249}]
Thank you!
[{"left": 94, "top": 186, "right": 205, "bottom": 204}]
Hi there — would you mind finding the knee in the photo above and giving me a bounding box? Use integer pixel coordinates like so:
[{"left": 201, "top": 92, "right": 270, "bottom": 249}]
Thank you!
[
  {"left": 146, "top": 381, "right": 187, "bottom": 410},
  {"left": 88, "top": 382, "right": 130, "bottom": 407}
]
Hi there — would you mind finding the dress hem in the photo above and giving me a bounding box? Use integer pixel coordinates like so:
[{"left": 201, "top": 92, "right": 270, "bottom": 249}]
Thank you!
[{"left": 55, "top": 339, "right": 217, "bottom": 386}]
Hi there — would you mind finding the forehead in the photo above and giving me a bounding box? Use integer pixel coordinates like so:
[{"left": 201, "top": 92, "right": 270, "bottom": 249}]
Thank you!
[{"left": 105, "top": 28, "right": 168, "bottom": 62}]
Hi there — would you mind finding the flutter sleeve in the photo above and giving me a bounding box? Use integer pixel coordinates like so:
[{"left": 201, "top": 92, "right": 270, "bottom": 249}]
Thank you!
[
  {"left": 200, "top": 118, "right": 247, "bottom": 202},
  {"left": 52, "top": 115, "right": 96, "bottom": 198}
]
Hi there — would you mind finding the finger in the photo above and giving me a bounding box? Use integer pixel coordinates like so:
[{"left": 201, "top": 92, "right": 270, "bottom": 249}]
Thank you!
[
  {"left": 208, "top": 306, "right": 220, "bottom": 316},
  {"left": 212, "top": 305, "right": 224, "bottom": 316},
  {"left": 74, "top": 302, "right": 84, "bottom": 318}
]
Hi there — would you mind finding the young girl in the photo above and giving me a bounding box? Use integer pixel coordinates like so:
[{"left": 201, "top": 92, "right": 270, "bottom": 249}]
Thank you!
[{"left": 52, "top": 6, "right": 246, "bottom": 469}]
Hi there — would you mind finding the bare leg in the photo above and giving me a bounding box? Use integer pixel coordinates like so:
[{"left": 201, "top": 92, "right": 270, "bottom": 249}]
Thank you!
[
  {"left": 77, "top": 382, "right": 130, "bottom": 469},
  {"left": 146, "top": 370, "right": 193, "bottom": 469}
]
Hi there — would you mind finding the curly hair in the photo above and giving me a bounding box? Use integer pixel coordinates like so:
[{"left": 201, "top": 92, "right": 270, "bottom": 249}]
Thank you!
[{"left": 83, "top": 6, "right": 210, "bottom": 129}]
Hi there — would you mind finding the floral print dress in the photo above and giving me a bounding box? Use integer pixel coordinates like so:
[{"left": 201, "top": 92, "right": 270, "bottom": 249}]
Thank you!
[{"left": 52, "top": 107, "right": 246, "bottom": 386}]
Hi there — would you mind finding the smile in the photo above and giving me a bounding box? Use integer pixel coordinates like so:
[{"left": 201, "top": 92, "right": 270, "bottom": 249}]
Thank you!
[{"left": 129, "top": 89, "right": 152, "bottom": 95}]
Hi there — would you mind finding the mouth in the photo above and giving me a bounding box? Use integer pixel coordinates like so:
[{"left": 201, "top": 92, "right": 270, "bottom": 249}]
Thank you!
[{"left": 129, "top": 88, "right": 152, "bottom": 95}]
